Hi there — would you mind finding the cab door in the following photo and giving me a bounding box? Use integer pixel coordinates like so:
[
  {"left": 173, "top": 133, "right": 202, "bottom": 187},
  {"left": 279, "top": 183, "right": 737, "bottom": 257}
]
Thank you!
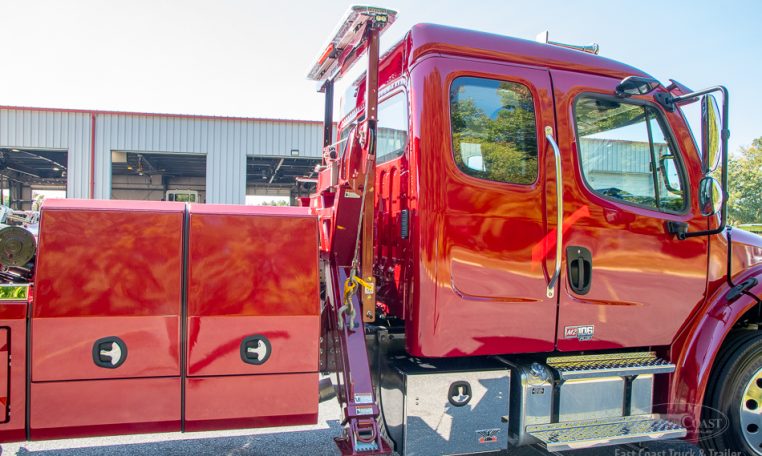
[
  {"left": 550, "top": 69, "right": 708, "bottom": 351},
  {"left": 422, "top": 56, "right": 559, "bottom": 357}
]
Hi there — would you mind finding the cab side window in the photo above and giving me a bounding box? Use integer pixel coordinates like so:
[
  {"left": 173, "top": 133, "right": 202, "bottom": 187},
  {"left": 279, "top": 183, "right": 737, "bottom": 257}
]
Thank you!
[
  {"left": 574, "top": 96, "right": 686, "bottom": 212},
  {"left": 450, "top": 77, "right": 538, "bottom": 185},
  {"left": 338, "top": 92, "right": 408, "bottom": 164},
  {"left": 377, "top": 93, "right": 408, "bottom": 164}
]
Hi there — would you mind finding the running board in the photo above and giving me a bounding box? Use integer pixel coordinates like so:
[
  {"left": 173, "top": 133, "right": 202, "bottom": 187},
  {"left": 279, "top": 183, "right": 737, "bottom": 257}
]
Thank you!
[
  {"left": 526, "top": 415, "right": 686, "bottom": 452},
  {"left": 546, "top": 351, "right": 675, "bottom": 380}
]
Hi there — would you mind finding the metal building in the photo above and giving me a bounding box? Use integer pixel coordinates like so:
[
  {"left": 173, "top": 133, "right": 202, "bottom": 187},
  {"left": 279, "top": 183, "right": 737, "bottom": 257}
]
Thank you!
[{"left": 0, "top": 106, "right": 326, "bottom": 208}]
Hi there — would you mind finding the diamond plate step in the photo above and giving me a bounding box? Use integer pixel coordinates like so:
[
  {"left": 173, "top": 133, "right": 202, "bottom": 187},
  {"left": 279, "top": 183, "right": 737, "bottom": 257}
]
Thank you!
[
  {"left": 546, "top": 351, "right": 675, "bottom": 380},
  {"left": 527, "top": 415, "right": 686, "bottom": 452}
]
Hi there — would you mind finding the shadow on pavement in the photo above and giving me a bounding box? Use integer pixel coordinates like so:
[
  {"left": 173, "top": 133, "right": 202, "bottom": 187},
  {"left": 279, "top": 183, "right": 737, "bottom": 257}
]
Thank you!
[
  {"left": 6, "top": 422, "right": 703, "bottom": 456},
  {"left": 12, "top": 421, "right": 343, "bottom": 456}
]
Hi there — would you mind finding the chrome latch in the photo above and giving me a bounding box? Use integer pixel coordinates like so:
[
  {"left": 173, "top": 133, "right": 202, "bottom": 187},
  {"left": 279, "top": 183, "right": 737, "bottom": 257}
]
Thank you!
[{"left": 240, "top": 335, "right": 272, "bottom": 365}]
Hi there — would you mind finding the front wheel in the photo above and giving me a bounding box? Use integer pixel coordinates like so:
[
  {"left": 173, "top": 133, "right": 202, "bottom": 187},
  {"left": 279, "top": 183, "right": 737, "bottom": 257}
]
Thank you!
[{"left": 702, "top": 331, "right": 762, "bottom": 455}]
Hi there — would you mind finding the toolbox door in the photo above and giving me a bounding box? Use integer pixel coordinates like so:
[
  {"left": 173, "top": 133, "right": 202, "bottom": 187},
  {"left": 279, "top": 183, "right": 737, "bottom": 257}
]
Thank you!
[
  {"left": 30, "top": 200, "right": 184, "bottom": 439},
  {"left": 184, "top": 204, "right": 320, "bottom": 432}
]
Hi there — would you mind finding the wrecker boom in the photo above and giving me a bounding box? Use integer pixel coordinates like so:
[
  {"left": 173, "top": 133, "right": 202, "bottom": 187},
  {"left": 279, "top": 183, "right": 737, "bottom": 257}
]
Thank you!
[{"left": 307, "top": 6, "right": 397, "bottom": 455}]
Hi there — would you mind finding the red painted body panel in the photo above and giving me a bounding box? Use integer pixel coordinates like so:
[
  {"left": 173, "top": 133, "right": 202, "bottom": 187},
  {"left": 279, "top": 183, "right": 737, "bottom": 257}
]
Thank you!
[
  {"left": 0, "top": 302, "right": 27, "bottom": 443},
  {"left": 187, "top": 204, "right": 318, "bottom": 320},
  {"left": 669, "top": 229, "right": 762, "bottom": 440},
  {"left": 405, "top": 56, "right": 559, "bottom": 357},
  {"left": 549, "top": 69, "right": 709, "bottom": 351},
  {"left": 185, "top": 373, "right": 318, "bottom": 432},
  {"left": 404, "top": 24, "right": 651, "bottom": 82},
  {"left": 0, "top": 328, "right": 8, "bottom": 423},
  {"left": 29, "top": 200, "right": 184, "bottom": 440},
  {"left": 34, "top": 201, "right": 183, "bottom": 377},
  {"left": 187, "top": 316, "right": 318, "bottom": 375},
  {"left": 30, "top": 377, "right": 180, "bottom": 440},
  {"left": 185, "top": 204, "right": 319, "bottom": 429},
  {"left": 34, "top": 202, "right": 184, "bottom": 319},
  {"left": 32, "top": 316, "right": 179, "bottom": 381}
]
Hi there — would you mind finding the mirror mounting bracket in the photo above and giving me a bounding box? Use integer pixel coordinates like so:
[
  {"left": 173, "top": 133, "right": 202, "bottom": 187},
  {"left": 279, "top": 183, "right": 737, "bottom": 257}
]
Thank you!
[
  {"left": 654, "top": 92, "right": 675, "bottom": 112},
  {"left": 667, "top": 221, "right": 689, "bottom": 240}
]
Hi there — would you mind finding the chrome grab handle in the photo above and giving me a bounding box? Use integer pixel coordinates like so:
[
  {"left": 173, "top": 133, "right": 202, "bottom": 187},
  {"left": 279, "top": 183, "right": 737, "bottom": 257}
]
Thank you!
[{"left": 545, "top": 126, "right": 563, "bottom": 298}]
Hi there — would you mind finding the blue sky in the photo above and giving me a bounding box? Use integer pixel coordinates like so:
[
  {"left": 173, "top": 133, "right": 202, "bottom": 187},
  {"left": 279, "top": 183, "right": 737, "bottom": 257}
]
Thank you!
[{"left": 1, "top": 0, "right": 759, "bottom": 152}]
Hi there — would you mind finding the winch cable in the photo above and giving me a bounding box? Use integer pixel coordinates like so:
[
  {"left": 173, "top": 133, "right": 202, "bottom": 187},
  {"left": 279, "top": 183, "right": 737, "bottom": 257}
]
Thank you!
[{"left": 338, "top": 126, "right": 376, "bottom": 330}]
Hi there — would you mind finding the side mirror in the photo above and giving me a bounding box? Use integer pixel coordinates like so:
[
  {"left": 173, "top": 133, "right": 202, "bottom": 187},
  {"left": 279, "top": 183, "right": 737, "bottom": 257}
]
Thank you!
[
  {"left": 698, "top": 176, "right": 723, "bottom": 216},
  {"left": 701, "top": 94, "right": 722, "bottom": 173}
]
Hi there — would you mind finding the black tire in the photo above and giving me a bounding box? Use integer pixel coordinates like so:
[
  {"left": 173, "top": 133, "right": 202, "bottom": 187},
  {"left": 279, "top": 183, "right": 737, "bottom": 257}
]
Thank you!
[{"left": 702, "top": 330, "right": 762, "bottom": 455}]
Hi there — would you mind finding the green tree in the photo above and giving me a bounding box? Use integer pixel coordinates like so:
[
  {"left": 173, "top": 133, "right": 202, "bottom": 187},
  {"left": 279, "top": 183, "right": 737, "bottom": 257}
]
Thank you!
[
  {"left": 450, "top": 82, "right": 537, "bottom": 184},
  {"left": 728, "top": 137, "right": 762, "bottom": 225}
]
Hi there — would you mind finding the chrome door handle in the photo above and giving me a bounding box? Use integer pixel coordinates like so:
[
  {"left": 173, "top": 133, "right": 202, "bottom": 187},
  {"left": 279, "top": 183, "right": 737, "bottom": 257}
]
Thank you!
[{"left": 546, "top": 127, "right": 563, "bottom": 298}]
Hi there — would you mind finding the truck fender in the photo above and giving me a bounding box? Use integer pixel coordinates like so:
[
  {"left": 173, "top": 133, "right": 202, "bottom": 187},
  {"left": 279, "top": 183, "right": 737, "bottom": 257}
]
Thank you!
[{"left": 669, "top": 266, "right": 762, "bottom": 441}]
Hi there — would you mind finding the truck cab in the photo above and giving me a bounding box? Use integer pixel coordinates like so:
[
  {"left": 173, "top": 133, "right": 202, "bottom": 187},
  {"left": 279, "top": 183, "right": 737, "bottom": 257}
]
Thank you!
[
  {"left": 310, "top": 9, "right": 762, "bottom": 455},
  {"left": 341, "top": 23, "right": 712, "bottom": 358}
]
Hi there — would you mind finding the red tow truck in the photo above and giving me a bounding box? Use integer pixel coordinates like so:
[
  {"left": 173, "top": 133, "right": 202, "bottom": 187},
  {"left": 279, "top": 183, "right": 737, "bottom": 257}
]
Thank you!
[{"left": 0, "top": 6, "right": 761, "bottom": 456}]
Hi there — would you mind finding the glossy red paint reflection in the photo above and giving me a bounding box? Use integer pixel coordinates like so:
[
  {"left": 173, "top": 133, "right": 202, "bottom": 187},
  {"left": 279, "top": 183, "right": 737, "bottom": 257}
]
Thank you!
[
  {"left": 34, "top": 200, "right": 184, "bottom": 380},
  {"left": 32, "top": 316, "right": 180, "bottom": 381},
  {"left": 406, "top": 56, "right": 559, "bottom": 357},
  {"left": 30, "top": 200, "right": 184, "bottom": 440},
  {"left": 550, "top": 69, "right": 709, "bottom": 351},
  {"left": 35, "top": 200, "right": 184, "bottom": 319},
  {"left": 0, "top": 301, "right": 27, "bottom": 443},
  {"left": 185, "top": 373, "right": 318, "bottom": 432},
  {"left": 30, "top": 377, "right": 180, "bottom": 440},
  {"left": 185, "top": 204, "right": 320, "bottom": 429},
  {"left": 187, "top": 316, "right": 319, "bottom": 376},
  {"left": 669, "top": 229, "right": 762, "bottom": 440}
]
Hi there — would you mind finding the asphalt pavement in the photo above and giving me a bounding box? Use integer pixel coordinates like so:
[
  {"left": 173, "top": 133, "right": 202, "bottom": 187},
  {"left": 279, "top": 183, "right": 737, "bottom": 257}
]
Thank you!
[{"left": 0, "top": 400, "right": 704, "bottom": 456}]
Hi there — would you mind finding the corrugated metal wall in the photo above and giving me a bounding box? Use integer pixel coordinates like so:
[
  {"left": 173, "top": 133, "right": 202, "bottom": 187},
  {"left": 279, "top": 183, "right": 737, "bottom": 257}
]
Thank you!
[
  {"left": 0, "top": 109, "right": 92, "bottom": 198},
  {"left": 0, "top": 107, "right": 325, "bottom": 204},
  {"left": 580, "top": 138, "right": 668, "bottom": 174}
]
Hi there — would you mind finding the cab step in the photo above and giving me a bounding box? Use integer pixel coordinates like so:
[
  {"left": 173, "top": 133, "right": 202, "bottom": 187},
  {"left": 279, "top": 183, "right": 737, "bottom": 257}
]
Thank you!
[
  {"left": 546, "top": 351, "right": 675, "bottom": 380},
  {"left": 526, "top": 415, "right": 686, "bottom": 452}
]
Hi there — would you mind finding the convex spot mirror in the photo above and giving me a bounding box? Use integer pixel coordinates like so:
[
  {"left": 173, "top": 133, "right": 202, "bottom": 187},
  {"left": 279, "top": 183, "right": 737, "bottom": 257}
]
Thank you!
[
  {"left": 701, "top": 94, "right": 722, "bottom": 173},
  {"left": 699, "top": 176, "right": 723, "bottom": 216}
]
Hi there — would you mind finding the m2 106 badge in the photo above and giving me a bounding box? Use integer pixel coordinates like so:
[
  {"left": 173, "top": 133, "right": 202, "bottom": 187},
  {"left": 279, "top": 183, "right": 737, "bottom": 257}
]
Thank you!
[
  {"left": 476, "top": 428, "right": 500, "bottom": 444},
  {"left": 564, "top": 325, "right": 594, "bottom": 341}
]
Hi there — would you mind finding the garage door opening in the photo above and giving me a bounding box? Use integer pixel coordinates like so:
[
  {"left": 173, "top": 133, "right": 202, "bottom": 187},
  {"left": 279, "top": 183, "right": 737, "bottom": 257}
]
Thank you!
[
  {"left": 0, "top": 148, "right": 68, "bottom": 210},
  {"left": 245, "top": 157, "right": 319, "bottom": 206},
  {"left": 111, "top": 152, "right": 207, "bottom": 202}
]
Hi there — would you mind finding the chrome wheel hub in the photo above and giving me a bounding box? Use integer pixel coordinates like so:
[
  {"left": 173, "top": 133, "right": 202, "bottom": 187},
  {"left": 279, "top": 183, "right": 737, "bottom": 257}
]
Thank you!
[{"left": 741, "top": 367, "right": 762, "bottom": 454}]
